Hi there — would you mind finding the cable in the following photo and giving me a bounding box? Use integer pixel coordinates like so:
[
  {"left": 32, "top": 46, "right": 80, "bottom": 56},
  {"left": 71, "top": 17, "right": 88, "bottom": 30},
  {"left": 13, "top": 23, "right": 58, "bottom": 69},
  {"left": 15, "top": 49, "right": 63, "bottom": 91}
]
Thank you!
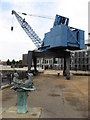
[{"left": 18, "top": 12, "right": 54, "bottom": 20}]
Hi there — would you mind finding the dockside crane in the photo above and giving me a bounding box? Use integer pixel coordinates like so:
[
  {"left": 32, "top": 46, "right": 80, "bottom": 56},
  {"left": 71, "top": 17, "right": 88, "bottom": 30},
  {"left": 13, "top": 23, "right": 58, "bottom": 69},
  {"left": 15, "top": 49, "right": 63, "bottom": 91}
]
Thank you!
[{"left": 11, "top": 10, "right": 85, "bottom": 80}]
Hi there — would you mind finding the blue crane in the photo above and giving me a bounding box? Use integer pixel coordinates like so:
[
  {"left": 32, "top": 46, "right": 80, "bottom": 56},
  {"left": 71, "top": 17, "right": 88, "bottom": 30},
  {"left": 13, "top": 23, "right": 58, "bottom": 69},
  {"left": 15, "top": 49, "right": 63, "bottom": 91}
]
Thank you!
[{"left": 11, "top": 10, "right": 85, "bottom": 80}]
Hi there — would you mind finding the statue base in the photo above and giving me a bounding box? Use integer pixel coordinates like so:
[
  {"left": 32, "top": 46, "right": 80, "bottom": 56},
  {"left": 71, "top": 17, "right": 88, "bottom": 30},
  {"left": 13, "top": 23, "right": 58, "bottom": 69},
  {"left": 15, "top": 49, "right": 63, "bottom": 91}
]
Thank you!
[
  {"left": 2, "top": 106, "right": 42, "bottom": 118},
  {"left": 17, "top": 89, "right": 28, "bottom": 113}
]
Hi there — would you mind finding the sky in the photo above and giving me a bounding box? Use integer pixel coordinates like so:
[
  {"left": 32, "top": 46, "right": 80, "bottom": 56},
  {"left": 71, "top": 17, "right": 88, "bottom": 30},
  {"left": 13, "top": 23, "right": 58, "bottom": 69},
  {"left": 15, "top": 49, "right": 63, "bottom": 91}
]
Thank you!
[{"left": 0, "top": 0, "right": 89, "bottom": 61}]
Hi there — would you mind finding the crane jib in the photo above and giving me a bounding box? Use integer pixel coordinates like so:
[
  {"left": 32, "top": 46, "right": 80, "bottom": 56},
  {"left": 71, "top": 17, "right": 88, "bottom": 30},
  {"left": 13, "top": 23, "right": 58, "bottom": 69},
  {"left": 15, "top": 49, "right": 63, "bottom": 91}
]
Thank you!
[{"left": 12, "top": 10, "right": 42, "bottom": 48}]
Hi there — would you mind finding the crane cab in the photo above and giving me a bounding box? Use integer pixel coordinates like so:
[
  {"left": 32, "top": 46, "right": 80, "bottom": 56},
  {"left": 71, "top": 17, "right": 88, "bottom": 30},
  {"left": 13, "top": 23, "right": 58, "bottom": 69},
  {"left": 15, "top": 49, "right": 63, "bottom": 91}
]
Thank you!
[{"left": 42, "top": 15, "right": 84, "bottom": 50}]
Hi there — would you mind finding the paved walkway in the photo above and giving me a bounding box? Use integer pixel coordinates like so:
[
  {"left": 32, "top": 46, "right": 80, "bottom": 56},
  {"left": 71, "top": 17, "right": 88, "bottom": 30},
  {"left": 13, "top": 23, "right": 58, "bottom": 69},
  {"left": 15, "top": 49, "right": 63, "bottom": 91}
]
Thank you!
[{"left": 1, "top": 70, "right": 88, "bottom": 118}]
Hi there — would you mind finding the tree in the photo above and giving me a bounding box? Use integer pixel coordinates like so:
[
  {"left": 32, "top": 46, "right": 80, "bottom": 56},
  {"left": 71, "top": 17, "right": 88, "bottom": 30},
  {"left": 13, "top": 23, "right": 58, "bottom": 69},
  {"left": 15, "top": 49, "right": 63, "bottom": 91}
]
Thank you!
[
  {"left": 16, "top": 61, "right": 19, "bottom": 64},
  {"left": 6, "top": 59, "right": 11, "bottom": 65},
  {"left": 12, "top": 59, "right": 15, "bottom": 65},
  {"left": 19, "top": 60, "right": 22, "bottom": 65}
]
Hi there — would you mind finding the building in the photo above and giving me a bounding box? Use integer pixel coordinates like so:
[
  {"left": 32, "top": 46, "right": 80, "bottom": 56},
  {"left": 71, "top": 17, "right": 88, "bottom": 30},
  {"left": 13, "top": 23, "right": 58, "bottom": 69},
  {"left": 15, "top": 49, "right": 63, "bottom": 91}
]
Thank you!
[
  {"left": 22, "top": 47, "right": 90, "bottom": 71},
  {"left": 71, "top": 49, "right": 90, "bottom": 71},
  {"left": 22, "top": 54, "right": 28, "bottom": 66}
]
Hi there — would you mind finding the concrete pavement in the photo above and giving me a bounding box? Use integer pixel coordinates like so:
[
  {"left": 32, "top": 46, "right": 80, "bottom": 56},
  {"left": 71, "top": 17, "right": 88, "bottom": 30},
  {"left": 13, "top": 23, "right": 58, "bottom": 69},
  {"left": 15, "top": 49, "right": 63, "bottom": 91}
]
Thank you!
[{"left": 1, "top": 70, "right": 88, "bottom": 118}]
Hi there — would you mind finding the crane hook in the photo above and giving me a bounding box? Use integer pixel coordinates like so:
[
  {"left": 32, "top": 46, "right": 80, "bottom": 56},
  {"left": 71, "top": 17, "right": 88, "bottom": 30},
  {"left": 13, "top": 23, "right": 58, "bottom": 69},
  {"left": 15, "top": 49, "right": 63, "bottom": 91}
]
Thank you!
[{"left": 11, "top": 26, "right": 13, "bottom": 31}]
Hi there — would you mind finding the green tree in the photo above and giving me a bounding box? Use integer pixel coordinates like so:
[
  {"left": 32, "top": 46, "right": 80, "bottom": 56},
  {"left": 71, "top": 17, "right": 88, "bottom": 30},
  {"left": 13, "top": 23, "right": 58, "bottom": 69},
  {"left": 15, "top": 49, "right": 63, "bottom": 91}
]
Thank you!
[
  {"left": 16, "top": 61, "right": 19, "bottom": 64},
  {"left": 6, "top": 59, "right": 11, "bottom": 65},
  {"left": 19, "top": 60, "right": 22, "bottom": 64},
  {"left": 12, "top": 59, "right": 15, "bottom": 65}
]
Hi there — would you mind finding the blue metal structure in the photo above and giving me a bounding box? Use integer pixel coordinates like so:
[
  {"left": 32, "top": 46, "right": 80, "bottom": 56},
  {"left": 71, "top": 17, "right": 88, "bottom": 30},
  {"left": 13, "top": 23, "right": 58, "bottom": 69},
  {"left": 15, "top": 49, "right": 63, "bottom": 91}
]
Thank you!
[
  {"left": 12, "top": 11, "right": 84, "bottom": 50},
  {"left": 12, "top": 10, "right": 42, "bottom": 48},
  {"left": 42, "top": 15, "right": 84, "bottom": 50},
  {"left": 12, "top": 10, "right": 85, "bottom": 80}
]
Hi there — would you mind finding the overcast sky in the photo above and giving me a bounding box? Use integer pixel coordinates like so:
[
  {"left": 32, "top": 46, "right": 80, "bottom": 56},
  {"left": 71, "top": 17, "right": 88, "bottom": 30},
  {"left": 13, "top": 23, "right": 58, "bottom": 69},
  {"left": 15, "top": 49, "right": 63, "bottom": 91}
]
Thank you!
[{"left": 0, "top": 0, "right": 89, "bottom": 61}]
